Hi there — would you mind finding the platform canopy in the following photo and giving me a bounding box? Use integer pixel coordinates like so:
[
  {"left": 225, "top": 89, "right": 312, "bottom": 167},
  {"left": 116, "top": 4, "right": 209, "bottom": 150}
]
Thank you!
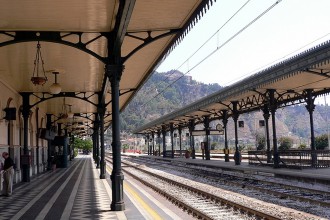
[
  {"left": 134, "top": 41, "right": 330, "bottom": 134},
  {"left": 0, "top": 0, "right": 217, "bottom": 136}
]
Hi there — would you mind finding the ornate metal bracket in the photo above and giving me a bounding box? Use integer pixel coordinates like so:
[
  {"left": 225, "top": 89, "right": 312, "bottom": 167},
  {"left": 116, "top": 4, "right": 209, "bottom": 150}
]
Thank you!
[
  {"left": 0, "top": 31, "right": 109, "bottom": 63},
  {"left": 30, "top": 92, "right": 99, "bottom": 108}
]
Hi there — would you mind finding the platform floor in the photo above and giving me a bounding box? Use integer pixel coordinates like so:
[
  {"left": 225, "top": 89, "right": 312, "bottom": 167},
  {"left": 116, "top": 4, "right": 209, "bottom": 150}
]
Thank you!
[{"left": 0, "top": 155, "right": 192, "bottom": 220}]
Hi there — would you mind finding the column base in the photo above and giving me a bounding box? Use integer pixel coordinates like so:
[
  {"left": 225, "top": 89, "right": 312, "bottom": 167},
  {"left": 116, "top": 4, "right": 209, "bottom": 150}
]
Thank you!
[
  {"left": 22, "top": 165, "right": 30, "bottom": 182},
  {"left": 111, "top": 172, "right": 125, "bottom": 211},
  {"left": 225, "top": 154, "right": 230, "bottom": 162},
  {"left": 234, "top": 151, "right": 241, "bottom": 165},
  {"left": 111, "top": 202, "right": 125, "bottom": 211}
]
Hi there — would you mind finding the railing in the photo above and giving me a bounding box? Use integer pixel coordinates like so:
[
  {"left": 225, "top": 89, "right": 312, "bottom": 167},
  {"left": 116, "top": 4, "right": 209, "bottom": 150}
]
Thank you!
[{"left": 248, "top": 150, "right": 330, "bottom": 169}]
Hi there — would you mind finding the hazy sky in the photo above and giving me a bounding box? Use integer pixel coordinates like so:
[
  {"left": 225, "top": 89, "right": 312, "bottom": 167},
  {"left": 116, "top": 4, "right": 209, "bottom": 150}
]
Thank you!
[{"left": 156, "top": 0, "right": 330, "bottom": 90}]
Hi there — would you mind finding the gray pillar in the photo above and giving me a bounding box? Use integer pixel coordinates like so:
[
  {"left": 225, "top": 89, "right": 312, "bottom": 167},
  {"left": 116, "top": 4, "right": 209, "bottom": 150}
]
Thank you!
[
  {"left": 188, "top": 119, "right": 195, "bottom": 159},
  {"left": 222, "top": 110, "right": 230, "bottom": 162},
  {"left": 178, "top": 126, "right": 182, "bottom": 157},
  {"left": 21, "top": 92, "right": 31, "bottom": 182},
  {"left": 305, "top": 89, "right": 317, "bottom": 167},
  {"left": 146, "top": 135, "right": 150, "bottom": 155},
  {"left": 262, "top": 105, "right": 272, "bottom": 163},
  {"left": 232, "top": 101, "right": 241, "bottom": 165},
  {"left": 99, "top": 104, "right": 106, "bottom": 179},
  {"left": 107, "top": 64, "right": 125, "bottom": 211},
  {"left": 46, "top": 114, "right": 52, "bottom": 170},
  {"left": 95, "top": 119, "right": 100, "bottom": 169},
  {"left": 269, "top": 89, "right": 279, "bottom": 168},
  {"left": 204, "top": 116, "right": 210, "bottom": 160},
  {"left": 162, "top": 126, "right": 166, "bottom": 158},
  {"left": 157, "top": 131, "right": 161, "bottom": 156},
  {"left": 35, "top": 107, "right": 40, "bottom": 174},
  {"left": 152, "top": 132, "right": 155, "bottom": 156},
  {"left": 170, "top": 123, "right": 174, "bottom": 158}
]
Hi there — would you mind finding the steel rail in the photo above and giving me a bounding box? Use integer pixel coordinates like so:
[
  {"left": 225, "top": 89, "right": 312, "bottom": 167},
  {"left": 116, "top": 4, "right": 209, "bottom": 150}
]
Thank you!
[{"left": 106, "top": 156, "right": 280, "bottom": 220}]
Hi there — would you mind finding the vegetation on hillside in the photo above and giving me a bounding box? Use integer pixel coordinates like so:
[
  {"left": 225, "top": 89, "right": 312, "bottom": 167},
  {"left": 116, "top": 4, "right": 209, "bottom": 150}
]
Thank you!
[
  {"left": 117, "top": 70, "right": 330, "bottom": 150},
  {"left": 120, "top": 70, "right": 222, "bottom": 131}
]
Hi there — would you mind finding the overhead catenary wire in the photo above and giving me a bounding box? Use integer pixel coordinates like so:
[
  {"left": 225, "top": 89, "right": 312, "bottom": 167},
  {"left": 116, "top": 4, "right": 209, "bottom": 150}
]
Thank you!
[
  {"left": 144, "top": 0, "right": 251, "bottom": 99},
  {"left": 139, "top": 0, "right": 282, "bottom": 111}
]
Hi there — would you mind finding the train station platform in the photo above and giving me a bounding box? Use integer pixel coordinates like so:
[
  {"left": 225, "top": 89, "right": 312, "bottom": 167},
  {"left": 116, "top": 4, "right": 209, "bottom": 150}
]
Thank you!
[
  {"left": 137, "top": 154, "right": 330, "bottom": 185},
  {"left": 0, "top": 154, "right": 192, "bottom": 220}
]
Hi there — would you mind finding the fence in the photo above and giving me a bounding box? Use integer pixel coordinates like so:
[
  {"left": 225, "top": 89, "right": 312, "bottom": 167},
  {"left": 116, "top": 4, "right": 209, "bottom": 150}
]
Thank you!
[{"left": 248, "top": 150, "right": 330, "bottom": 169}]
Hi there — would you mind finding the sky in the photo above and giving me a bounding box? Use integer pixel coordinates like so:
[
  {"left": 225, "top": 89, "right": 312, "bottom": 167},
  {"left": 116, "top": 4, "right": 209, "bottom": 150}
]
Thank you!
[{"left": 156, "top": 0, "right": 330, "bottom": 105}]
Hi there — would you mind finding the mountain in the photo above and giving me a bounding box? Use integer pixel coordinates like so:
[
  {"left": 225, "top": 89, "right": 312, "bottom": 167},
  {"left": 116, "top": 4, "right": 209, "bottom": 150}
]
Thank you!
[
  {"left": 120, "top": 70, "right": 222, "bottom": 131},
  {"left": 119, "top": 70, "right": 330, "bottom": 148}
]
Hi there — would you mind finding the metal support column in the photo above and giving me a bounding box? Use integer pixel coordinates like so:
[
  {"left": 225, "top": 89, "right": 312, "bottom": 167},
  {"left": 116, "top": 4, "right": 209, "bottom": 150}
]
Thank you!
[
  {"left": 269, "top": 89, "right": 280, "bottom": 168},
  {"left": 162, "top": 126, "right": 166, "bottom": 158},
  {"left": 232, "top": 101, "right": 241, "bottom": 165},
  {"left": 95, "top": 118, "right": 100, "bottom": 169},
  {"left": 203, "top": 116, "right": 211, "bottom": 160},
  {"left": 99, "top": 103, "right": 106, "bottom": 179},
  {"left": 93, "top": 132, "right": 96, "bottom": 161},
  {"left": 107, "top": 64, "right": 125, "bottom": 211},
  {"left": 21, "top": 93, "right": 31, "bottom": 182},
  {"left": 157, "top": 130, "right": 161, "bottom": 156},
  {"left": 189, "top": 119, "right": 196, "bottom": 159},
  {"left": 146, "top": 134, "right": 150, "bottom": 155},
  {"left": 170, "top": 123, "right": 174, "bottom": 158},
  {"left": 46, "top": 114, "right": 52, "bottom": 170},
  {"left": 178, "top": 126, "right": 182, "bottom": 157},
  {"left": 305, "top": 89, "right": 317, "bottom": 167},
  {"left": 152, "top": 132, "right": 155, "bottom": 156},
  {"left": 35, "top": 107, "right": 39, "bottom": 174},
  {"left": 222, "top": 110, "right": 230, "bottom": 162},
  {"left": 262, "top": 105, "right": 272, "bottom": 163}
]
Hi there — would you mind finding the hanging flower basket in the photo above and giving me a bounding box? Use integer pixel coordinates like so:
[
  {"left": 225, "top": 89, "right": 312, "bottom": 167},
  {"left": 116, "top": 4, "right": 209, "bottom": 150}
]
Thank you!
[{"left": 31, "top": 76, "right": 47, "bottom": 85}]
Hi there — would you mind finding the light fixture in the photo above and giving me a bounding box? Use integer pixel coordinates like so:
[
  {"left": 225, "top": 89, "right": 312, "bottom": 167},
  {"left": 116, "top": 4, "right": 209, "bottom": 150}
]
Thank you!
[
  {"left": 31, "top": 42, "right": 48, "bottom": 85},
  {"left": 59, "top": 97, "right": 68, "bottom": 119},
  {"left": 49, "top": 71, "right": 61, "bottom": 94},
  {"left": 67, "top": 104, "right": 74, "bottom": 118}
]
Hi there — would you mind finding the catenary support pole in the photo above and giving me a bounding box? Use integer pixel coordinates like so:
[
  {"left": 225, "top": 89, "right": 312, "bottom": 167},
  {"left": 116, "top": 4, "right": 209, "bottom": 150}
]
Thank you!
[{"left": 232, "top": 101, "right": 241, "bottom": 165}]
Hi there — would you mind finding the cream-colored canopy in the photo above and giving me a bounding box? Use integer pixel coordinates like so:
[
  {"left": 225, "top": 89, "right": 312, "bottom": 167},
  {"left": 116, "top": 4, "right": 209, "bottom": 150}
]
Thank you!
[
  {"left": 0, "top": 0, "right": 215, "bottom": 135},
  {"left": 134, "top": 41, "right": 330, "bottom": 134}
]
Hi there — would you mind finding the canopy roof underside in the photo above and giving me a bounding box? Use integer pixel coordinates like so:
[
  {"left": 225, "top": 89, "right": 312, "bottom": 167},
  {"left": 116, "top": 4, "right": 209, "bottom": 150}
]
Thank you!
[
  {"left": 0, "top": 0, "right": 213, "bottom": 136},
  {"left": 134, "top": 41, "right": 330, "bottom": 134}
]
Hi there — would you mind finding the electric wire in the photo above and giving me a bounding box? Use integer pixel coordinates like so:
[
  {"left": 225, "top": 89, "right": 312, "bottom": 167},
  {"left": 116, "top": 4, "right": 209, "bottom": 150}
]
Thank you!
[
  {"left": 144, "top": 0, "right": 251, "bottom": 99},
  {"left": 139, "top": 0, "right": 282, "bottom": 112}
]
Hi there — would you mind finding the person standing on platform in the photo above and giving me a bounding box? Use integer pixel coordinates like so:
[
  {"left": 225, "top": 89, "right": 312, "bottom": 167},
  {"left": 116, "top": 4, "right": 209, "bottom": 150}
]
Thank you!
[{"left": 1, "top": 152, "right": 15, "bottom": 196}]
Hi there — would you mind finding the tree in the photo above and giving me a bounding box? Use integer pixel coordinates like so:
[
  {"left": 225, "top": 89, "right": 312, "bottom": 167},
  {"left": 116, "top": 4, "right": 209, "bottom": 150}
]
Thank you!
[
  {"left": 74, "top": 137, "right": 93, "bottom": 151},
  {"left": 278, "top": 137, "right": 293, "bottom": 151},
  {"left": 315, "top": 134, "right": 328, "bottom": 150}
]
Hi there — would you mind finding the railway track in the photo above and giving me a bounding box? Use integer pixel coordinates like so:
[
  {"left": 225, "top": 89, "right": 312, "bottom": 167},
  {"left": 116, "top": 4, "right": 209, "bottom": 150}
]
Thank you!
[
  {"left": 106, "top": 155, "right": 322, "bottom": 219},
  {"left": 106, "top": 157, "right": 279, "bottom": 219},
  {"left": 121, "top": 155, "right": 330, "bottom": 218}
]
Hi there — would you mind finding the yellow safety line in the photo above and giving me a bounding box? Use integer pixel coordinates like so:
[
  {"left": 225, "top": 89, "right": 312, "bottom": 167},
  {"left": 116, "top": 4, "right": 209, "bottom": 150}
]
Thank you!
[{"left": 106, "top": 166, "right": 163, "bottom": 220}]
